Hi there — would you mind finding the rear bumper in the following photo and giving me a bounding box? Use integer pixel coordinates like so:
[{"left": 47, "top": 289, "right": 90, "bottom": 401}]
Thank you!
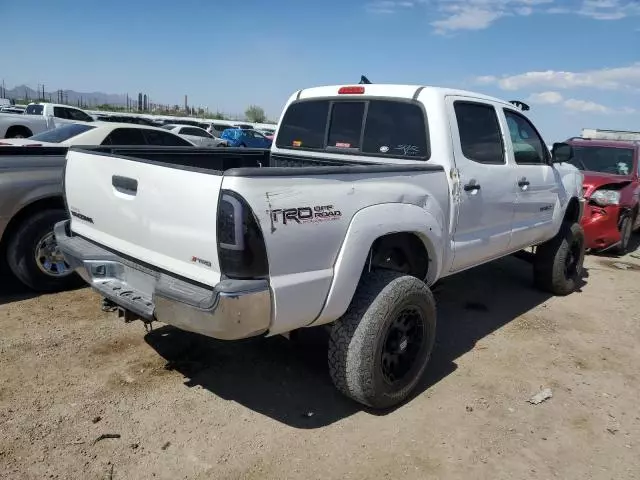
[
  {"left": 581, "top": 203, "right": 622, "bottom": 250},
  {"left": 54, "top": 220, "right": 272, "bottom": 340}
]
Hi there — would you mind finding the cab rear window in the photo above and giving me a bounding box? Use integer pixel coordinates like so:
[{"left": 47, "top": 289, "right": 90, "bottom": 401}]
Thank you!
[
  {"left": 25, "top": 104, "right": 44, "bottom": 115},
  {"left": 276, "top": 99, "right": 429, "bottom": 159}
]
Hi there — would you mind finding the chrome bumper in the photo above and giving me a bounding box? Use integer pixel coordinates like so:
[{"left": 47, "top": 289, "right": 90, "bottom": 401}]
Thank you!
[{"left": 54, "top": 220, "right": 272, "bottom": 340}]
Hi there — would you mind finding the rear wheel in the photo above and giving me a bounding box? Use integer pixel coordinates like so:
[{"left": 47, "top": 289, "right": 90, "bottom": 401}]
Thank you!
[
  {"left": 5, "top": 126, "right": 32, "bottom": 138},
  {"left": 6, "top": 210, "right": 81, "bottom": 292},
  {"left": 534, "top": 222, "right": 585, "bottom": 296},
  {"left": 328, "top": 271, "right": 436, "bottom": 409}
]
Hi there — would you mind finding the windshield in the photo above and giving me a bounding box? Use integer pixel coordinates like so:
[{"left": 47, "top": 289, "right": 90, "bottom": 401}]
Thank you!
[
  {"left": 570, "top": 146, "right": 635, "bottom": 176},
  {"left": 25, "top": 105, "right": 44, "bottom": 115},
  {"left": 29, "top": 123, "right": 96, "bottom": 143}
]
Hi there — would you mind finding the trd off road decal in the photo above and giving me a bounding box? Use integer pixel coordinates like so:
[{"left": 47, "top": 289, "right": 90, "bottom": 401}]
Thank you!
[{"left": 267, "top": 205, "right": 342, "bottom": 225}]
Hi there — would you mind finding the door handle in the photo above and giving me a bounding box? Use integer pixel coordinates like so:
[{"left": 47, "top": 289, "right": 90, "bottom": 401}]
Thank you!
[
  {"left": 518, "top": 179, "right": 530, "bottom": 187},
  {"left": 112, "top": 175, "right": 138, "bottom": 195},
  {"left": 464, "top": 183, "right": 481, "bottom": 192}
]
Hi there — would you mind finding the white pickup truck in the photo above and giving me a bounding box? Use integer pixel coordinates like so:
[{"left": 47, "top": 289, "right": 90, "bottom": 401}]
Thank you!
[
  {"left": 55, "top": 84, "right": 585, "bottom": 408},
  {"left": 0, "top": 102, "right": 94, "bottom": 138}
]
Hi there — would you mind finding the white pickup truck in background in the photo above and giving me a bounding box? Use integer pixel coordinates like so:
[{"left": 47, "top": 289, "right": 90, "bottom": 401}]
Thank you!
[
  {"left": 56, "top": 83, "right": 585, "bottom": 408},
  {"left": 0, "top": 102, "right": 94, "bottom": 138}
]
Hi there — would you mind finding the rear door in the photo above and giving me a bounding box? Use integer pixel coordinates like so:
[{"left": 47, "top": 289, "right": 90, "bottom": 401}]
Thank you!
[
  {"left": 447, "top": 97, "right": 517, "bottom": 272},
  {"left": 501, "top": 108, "right": 558, "bottom": 248},
  {"left": 64, "top": 149, "right": 223, "bottom": 285}
]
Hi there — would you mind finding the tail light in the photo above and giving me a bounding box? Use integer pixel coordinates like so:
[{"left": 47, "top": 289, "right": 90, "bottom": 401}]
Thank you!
[{"left": 217, "top": 190, "right": 268, "bottom": 279}]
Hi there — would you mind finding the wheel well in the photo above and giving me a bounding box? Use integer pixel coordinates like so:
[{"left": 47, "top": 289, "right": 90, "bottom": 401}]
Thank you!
[
  {"left": 5, "top": 125, "right": 33, "bottom": 137},
  {"left": 564, "top": 197, "right": 581, "bottom": 224},
  {"left": 368, "top": 232, "right": 429, "bottom": 280},
  {"left": 0, "top": 197, "right": 65, "bottom": 250}
]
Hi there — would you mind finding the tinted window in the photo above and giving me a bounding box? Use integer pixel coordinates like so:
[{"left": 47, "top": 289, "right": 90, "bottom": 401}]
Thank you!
[
  {"left": 25, "top": 105, "right": 44, "bottom": 115},
  {"left": 504, "top": 109, "right": 547, "bottom": 164},
  {"left": 66, "top": 108, "right": 94, "bottom": 122},
  {"left": 53, "top": 106, "right": 70, "bottom": 119},
  {"left": 276, "top": 100, "right": 329, "bottom": 150},
  {"left": 363, "top": 101, "right": 428, "bottom": 157},
  {"left": 327, "top": 102, "right": 365, "bottom": 149},
  {"left": 570, "top": 146, "right": 635, "bottom": 176},
  {"left": 102, "top": 128, "right": 147, "bottom": 145},
  {"left": 161, "top": 125, "right": 174, "bottom": 130},
  {"left": 454, "top": 102, "right": 505, "bottom": 164},
  {"left": 277, "top": 99, "right": 429, "bottom": 158},
  {"left": 143, "top": 129, "right": 193, "bottom": 146},
  {"left": 30, "top": 123, "right": 96, "bottom": 143},
  {"left": 181, "top": 127, "right": 207, "bottom": 137}
]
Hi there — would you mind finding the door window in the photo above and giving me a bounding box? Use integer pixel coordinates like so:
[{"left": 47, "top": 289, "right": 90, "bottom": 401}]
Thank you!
[
  {"left": 503, "top": 109, "right": 549, "bottom": 164},
  {"left": 454, "top": 101, "right": 505, "bottom": 164}
]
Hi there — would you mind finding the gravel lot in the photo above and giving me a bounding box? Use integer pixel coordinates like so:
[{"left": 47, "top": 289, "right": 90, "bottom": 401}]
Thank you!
[{"left": 1, "top": 241, "right": 639, "bottom": 480}]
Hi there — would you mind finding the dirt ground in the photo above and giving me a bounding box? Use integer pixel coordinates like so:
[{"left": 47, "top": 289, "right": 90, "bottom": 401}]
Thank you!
[{"left": 1, "top": 241, "right": 640, "bottom": 480}]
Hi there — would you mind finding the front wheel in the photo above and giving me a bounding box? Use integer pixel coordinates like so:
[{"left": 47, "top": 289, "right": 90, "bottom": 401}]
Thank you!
[
  {"left": 615, "top": 214, "right": 633, "bottom": 255},
  {"left": 534, "top": 222, "right": 585, "bottom": 296},
  {"left": 328, "top": 271, "right": 436, "bottom": 409},
  {"left": 6, "top": 210, "right": 82, "bottom": 292}
]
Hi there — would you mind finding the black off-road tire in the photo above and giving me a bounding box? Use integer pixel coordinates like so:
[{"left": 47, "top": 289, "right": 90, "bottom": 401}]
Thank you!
[
  {"left": 6, "top": 209, "right": 81, "bottom": 292},
  {"left": 534, "top": 222, "right": 585, "bottom": 296},
  {"left": 615, "top": 214, "right": 633, "bottom": 255},
  {"left": 328, "top": 271, "right": 436, "bottom": 409}
]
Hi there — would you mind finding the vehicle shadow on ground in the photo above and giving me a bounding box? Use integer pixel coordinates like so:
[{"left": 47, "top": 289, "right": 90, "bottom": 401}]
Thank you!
[
  {"left": 0, "top": 266, "right": 38, "bottom": 306},
  {"left": 144, "top": 256, "right": 588, "bottom": 429}
]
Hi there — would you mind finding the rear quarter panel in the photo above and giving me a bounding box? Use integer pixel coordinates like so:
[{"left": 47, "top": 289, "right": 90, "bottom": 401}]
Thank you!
[{"left": 223, "top": 169, "right": 450, "bottom": 334}]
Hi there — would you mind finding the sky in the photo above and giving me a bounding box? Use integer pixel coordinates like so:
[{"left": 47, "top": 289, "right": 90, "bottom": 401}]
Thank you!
[{"left": 1, "top": 0, "right": 639, "bottom": 141}]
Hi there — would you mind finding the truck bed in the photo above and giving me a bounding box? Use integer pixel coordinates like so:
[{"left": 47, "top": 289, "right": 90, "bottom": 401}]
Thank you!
[{"left": 72, "top": 145, "right": 442, "bottom": 176}]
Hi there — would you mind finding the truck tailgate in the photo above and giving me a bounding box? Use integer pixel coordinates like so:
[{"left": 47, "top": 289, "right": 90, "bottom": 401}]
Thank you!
[{"left": 64, "top": 149, "right": 222, "bottom": 286}]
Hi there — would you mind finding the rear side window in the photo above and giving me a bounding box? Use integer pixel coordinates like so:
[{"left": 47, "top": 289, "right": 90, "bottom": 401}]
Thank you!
[
  {"left": 454, "top": 102, "right": 505, "bottom": 164},
  {"left": 181, "top": 127, "right": 207, "bottom": 137},
  {"left": 276, "top": 99, "right": 428, "bottom": 159},
  {"left": 25, "top": 104, "right": 44, "bottom": 115},
  {"left": 143, "top": 129, "right": 193, "bottom": 146},
  {"left": 102, "top": 128, "right": 147, "bottom": 145}
]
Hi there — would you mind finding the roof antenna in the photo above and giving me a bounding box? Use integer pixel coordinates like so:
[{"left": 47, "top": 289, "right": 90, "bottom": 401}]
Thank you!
[
  {"left": 359, "top": 75, "right": 372, "bottom": 85},
  {"left": 509, "top": 100, "right": 530, "bottom": 111}
]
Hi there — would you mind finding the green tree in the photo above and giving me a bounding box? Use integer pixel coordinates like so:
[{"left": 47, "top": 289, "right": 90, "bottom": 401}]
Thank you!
[{"left": 245, "top": 105, "right": 266, "bottom": 123}]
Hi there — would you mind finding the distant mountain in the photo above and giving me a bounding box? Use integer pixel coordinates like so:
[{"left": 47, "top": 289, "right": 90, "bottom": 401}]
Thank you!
[{"left": 4, "top": 84, "right": 128, "bottom": 106}]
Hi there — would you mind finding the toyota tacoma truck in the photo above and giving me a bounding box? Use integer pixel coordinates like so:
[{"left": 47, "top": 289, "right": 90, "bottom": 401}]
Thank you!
[{"left": 55, "top": 84, "right": 585, "bottom": 408}]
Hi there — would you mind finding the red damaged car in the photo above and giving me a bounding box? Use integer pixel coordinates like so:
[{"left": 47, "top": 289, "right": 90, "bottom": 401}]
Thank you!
[{"left": 566, "top": 134, "right": 640, "bottom": 254}]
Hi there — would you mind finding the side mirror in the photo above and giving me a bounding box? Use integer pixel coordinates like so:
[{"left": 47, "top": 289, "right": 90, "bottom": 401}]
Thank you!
[{"left": 551, "top": 142, "right": 573, "bottom": 163}]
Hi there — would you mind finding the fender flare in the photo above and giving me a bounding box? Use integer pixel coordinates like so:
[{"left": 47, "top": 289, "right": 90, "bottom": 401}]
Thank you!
[{"left": 311, "top": 202, "right": 445, "bottom": 327}]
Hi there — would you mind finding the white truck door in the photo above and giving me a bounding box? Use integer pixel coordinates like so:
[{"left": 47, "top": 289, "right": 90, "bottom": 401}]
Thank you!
[
  {"left": 501, "top": 108, "right": 558, "bottom": 248},
  {"left": 447, "top": 97, "right": 518, "bottom": 272}
]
